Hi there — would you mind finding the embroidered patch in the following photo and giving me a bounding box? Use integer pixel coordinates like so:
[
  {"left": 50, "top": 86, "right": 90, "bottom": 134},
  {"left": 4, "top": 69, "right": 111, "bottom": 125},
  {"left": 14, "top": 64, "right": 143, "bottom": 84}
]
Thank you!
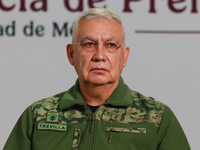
[
  {"left": 37, "top": 123, "right": 67, "bottom": 132},
  {"left": 46, "top": 112, "right": 59, "bottom": 123}
]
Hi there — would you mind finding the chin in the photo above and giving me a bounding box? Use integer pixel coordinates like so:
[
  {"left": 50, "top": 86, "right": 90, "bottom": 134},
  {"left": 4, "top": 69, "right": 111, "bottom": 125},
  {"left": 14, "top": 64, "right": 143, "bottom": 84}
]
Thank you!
[
  {"left": 90, "top": 79, "right": 108, "bottom": 85},
  {"left": 88, "top": 76, "right": 110, "bottom": 85}
]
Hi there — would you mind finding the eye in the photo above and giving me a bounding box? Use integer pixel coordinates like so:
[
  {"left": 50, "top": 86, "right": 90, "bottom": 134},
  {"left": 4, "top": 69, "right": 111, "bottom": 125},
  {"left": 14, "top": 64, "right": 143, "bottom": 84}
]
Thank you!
[
  {"left": 106, "top": 43, "right": 116, "bottom": 48},
  {"left": 84, "top": 42, "right": 95, "bottom": 47}
]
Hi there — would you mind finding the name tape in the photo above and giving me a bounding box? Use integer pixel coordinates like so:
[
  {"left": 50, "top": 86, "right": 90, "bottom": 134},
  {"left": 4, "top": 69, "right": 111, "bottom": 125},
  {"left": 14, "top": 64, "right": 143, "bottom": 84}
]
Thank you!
[{"left": 37, "top": 123, "right": 67, "bottom": 132}]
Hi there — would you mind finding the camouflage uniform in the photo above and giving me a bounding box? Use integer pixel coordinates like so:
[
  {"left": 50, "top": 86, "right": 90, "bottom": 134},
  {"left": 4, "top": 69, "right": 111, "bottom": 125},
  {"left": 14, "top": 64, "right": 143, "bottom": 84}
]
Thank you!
[{"left": 3, "top": 77, "right": 190, "bottom": 150}]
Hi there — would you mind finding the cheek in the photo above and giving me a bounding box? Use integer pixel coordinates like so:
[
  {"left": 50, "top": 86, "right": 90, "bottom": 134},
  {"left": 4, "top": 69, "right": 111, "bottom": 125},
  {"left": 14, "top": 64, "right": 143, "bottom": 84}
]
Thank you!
[
  {"left": 110, "top": 55, "right": 124, "bottom": 67},
  {"left": 72, "top": 52, "right": 82, "bottom": 74},
  {"left": 110, "top": 55, "right": 125, "bottom": 75},
  {"left": 73, "top": 53, "right": 90, "bottom": 73}
]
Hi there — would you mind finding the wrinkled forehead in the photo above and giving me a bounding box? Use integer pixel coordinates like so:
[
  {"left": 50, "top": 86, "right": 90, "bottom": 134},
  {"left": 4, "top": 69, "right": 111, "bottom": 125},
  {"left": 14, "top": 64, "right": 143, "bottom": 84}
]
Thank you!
[{"left": 77, "top": 18, "right": 124, "bottom": 42}]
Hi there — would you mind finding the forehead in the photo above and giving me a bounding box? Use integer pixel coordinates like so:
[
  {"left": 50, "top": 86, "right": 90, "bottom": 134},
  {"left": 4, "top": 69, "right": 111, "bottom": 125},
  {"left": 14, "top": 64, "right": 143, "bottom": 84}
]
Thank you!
[{"left": 77, "top": 18, "right": 123, "bottom": 42}]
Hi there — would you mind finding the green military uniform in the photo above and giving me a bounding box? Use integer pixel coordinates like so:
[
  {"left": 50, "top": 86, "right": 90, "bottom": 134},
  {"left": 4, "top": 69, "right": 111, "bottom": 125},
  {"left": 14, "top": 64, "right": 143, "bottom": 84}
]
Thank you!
[{"left": 4, "top": 77, "right": 190, "bottom": 150}]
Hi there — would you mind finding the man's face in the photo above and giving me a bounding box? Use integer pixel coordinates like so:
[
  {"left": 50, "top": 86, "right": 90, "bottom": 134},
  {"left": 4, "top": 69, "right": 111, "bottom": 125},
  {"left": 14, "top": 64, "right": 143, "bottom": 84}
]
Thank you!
[{"left": 67, "top": 18, "right": 130, "bottom": 86}]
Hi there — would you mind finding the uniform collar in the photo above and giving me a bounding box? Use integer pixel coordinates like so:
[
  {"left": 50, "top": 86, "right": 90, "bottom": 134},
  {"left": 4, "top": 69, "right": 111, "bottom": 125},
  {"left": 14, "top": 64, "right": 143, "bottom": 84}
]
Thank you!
[{"left": 59, "top": 77, "right": 132, "bottom": 110}]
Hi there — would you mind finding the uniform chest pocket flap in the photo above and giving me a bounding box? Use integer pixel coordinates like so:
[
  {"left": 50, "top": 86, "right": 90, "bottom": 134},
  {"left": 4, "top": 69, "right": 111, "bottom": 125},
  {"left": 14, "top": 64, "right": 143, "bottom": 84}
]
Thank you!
[{"left": 105, "top": 126, "right": 146, "bottom": 143}]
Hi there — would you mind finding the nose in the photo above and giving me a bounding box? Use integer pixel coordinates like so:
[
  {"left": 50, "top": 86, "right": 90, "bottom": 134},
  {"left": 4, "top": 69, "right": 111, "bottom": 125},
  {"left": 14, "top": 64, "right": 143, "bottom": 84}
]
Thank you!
[{"left": 92, "top": 43, "right": 106, "bottom": 62}]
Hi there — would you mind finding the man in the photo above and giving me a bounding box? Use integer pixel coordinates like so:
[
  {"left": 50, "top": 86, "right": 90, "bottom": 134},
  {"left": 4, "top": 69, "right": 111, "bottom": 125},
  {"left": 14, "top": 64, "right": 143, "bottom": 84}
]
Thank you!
[{"left": 4, "top": 8, "right": 190, "bottom": 150}]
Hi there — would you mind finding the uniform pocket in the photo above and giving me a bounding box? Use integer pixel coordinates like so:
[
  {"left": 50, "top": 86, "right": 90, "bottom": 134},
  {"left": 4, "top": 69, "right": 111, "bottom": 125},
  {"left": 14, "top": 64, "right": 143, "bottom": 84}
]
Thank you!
[
  {"left": 105, "top": 126, "right": 146, "bottom": 143},
  {"left": 72, "top": 129, "right": 82, "bottom": 150}
]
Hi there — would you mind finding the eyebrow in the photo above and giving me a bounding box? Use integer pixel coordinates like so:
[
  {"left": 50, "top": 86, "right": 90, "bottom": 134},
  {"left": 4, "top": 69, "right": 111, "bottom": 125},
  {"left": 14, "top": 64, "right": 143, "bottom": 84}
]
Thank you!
[
  {"left": 80, "top": 36, "right": 95, "bottom": 43},
  {"left": 104, "top": 37, "right": 119, "bottom": 43},
  {"left": 80, "top": 36, "right": 120, "bottom": 43}
]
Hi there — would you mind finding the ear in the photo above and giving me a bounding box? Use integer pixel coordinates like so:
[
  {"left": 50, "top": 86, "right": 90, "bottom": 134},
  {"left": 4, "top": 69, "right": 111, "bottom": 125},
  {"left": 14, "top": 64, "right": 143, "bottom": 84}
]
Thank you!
[
  {"left": 66, "top": 44, "right": 74, "bottom": 66},
  {"left": 123, "top": 46, "right": 130, "bottom": 67}
]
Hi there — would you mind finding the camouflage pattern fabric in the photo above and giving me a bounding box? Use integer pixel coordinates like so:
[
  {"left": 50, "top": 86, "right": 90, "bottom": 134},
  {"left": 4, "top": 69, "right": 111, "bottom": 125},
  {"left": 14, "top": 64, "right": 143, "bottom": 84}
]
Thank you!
[
  {"left": 96, "top": 91, "right": 166, "bottom": 127},
  {"left": 3, "top": 77, "right": 191, "bottom": 150},
  {"left": 32, "top": 92, "right": 88, "bottom": 125},
  {"left": 72, "top": 129, "right": 82, "bottom": 150},
  {"left": 32, "top": 91, "right": 166, "bottom": 127},
  {"left": 105, "top": 126, "right": 146, "bottom": 134}
]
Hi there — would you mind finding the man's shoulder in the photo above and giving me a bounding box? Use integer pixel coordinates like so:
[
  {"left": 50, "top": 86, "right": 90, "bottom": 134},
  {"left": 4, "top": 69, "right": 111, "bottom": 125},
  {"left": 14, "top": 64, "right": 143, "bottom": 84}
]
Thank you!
[
  {"left": 130, "top": 90, "right": 168, "bottom": 127},
  {"left": 130, "top": 90, "right": 168, "bottom": 109},
  {"left": 31, "top": 91, "right": 66, "bottom": 112}
]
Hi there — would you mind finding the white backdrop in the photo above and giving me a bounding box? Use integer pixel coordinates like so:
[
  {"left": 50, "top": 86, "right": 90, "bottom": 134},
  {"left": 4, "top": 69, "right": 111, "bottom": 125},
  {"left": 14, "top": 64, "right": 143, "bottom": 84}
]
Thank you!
[{"left": 1, "top": 0, "right": 199, "bottom": 149}]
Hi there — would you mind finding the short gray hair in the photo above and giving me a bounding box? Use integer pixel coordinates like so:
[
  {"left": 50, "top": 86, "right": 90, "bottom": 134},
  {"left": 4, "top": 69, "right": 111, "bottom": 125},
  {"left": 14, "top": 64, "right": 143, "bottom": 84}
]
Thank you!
[{"left": 72, "top": 8, "right": 126, "bottom": 46}]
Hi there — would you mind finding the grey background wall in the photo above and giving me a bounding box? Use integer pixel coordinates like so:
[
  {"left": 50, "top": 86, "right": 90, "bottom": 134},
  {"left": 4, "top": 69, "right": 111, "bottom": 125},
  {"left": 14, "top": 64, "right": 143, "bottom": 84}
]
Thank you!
[{"left": 1, "top": 0, "right": 199, "bottom": 149}]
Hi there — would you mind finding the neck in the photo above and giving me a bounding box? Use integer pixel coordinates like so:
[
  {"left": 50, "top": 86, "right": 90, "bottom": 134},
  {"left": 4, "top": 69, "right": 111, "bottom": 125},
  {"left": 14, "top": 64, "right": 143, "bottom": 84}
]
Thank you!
[{"left": 79, "top": 80, "right": 119, "bottom": 106}]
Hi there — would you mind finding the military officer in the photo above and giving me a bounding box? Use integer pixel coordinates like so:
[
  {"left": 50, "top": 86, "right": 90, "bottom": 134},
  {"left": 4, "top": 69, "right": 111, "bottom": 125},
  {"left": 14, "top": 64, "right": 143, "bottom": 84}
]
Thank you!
[{"left": 4, "top": 8, "right": 190, "bottom": 150}]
